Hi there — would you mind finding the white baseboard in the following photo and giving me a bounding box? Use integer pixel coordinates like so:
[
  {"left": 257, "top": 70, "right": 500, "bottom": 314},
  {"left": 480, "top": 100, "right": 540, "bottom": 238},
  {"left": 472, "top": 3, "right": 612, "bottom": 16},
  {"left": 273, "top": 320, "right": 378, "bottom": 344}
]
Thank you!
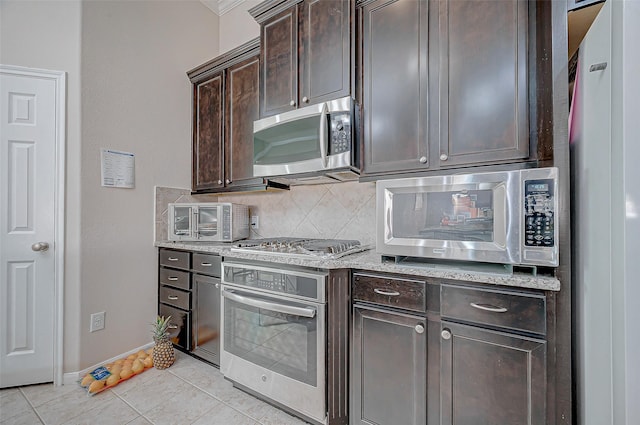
[{"left": 62, "top": 342, "right": 154, "bottom": 386}]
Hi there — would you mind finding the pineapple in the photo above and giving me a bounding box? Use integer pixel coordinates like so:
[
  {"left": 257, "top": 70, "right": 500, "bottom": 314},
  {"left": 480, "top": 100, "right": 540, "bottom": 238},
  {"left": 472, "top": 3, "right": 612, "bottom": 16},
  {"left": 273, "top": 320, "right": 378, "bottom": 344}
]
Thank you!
[{"left": 151, "top": 315, "right": 175, "bottom": 369}]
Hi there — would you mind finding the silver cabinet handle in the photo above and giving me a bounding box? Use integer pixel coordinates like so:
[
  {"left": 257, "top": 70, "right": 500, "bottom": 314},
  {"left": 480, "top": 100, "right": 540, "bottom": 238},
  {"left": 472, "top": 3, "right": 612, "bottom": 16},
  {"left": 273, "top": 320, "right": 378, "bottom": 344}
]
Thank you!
[
  {"left": 373, "top": 288, "right": 400, "bottom": 296},
  {"left": 415, "top": 324, "right": 425, "bottom": 334},
  {"left": 222, "top": 289, "right": 316, "bottom": 318},
  {"left": 419, "top": 156, "right": 427, "bottom": 164},
  {"left": 167, "top": 277, "right": 179, "bottom": 281},
  {"left": 200, "top": 263, "right": 212, "bottom": 267},
  {"left": 302, "top": 96, "right": 309, "bottom": 103},
  {"left": 31, "top": 242, "right": 50, "bottom": 252},
  {"left": 218, "top": 180, "right": 222, "bottom": 185},
  {"left": 168, "top": 325, "right": 178, "bottom": 330},
  {"left": 289, "top": 100, "right": 296, "bottom": 106},
  {"left": 470, "top": 302, "right": 508, "bottom": 313},
  {"left": 441, "top": 329, "right": 452, "bottom": 340},
  {"left": 167, "top": 257, "right": 179, "bottom": 262},
  {"left": 440, "top": 154, "right": 448, "bottom": 161},
  {"left": 589, "top": 62, "right": 607, "bottom": 72},
  {"left": 167, "top": 295, "right": 179, "bottom": 300}
]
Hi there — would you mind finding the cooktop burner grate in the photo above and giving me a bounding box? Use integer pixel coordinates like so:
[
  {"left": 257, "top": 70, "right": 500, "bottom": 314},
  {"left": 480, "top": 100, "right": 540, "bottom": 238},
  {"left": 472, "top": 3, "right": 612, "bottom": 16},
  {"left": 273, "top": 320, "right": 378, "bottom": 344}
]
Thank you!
[{"left": 231, "top": 238, "right": 368, "bottom": 259}]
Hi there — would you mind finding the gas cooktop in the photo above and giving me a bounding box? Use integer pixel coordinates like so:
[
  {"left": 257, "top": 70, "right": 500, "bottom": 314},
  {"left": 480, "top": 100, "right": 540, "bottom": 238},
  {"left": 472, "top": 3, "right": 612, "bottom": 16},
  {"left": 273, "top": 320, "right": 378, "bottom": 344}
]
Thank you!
[{"left": 230, "top": 237, "right": 369, "bottom": 259}]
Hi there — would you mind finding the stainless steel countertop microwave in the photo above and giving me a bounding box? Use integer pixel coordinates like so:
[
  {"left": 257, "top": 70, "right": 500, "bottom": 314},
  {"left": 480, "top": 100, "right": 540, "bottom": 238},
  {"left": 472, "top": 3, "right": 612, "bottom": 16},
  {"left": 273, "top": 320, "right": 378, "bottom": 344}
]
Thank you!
[
  {"left": 252, "top": 96, "right": 359, "bottom": 184},
  {"left": 168, "top": 203, "right": 249, "bottom": 242},
  {"left": 377, "top": 167, "right": 559, "bottom": 267}
]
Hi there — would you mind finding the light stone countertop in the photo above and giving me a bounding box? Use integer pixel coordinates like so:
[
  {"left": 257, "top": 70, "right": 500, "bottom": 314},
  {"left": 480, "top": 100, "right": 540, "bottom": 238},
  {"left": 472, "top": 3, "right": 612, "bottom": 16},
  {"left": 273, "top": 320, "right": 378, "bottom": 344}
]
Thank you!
[{"left": 155, "top": 241, "right": 561, "bottom": 292}]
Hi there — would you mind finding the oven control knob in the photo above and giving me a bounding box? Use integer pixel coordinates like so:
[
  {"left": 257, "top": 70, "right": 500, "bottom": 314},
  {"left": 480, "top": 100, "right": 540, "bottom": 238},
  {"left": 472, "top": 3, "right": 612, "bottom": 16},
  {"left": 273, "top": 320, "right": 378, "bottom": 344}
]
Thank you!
[
  {"left": 441, "top": 329, "right": 452, "bottom": 340},
  {"left": 415, "top": 324, "right": 425, "bottom": 334},
  {"left": 261, "top": 375, "right": 267, "bottom": 382}
]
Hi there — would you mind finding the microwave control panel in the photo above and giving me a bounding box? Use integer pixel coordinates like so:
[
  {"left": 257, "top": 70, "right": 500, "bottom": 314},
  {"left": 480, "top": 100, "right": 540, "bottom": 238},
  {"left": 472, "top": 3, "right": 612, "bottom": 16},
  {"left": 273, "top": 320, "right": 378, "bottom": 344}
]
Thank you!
[
  {"left": 329, "top": 112, "right": 351, "bottom": 155},
  {"left": 524, "top": 179, "right": 555, "bottom": 247}
]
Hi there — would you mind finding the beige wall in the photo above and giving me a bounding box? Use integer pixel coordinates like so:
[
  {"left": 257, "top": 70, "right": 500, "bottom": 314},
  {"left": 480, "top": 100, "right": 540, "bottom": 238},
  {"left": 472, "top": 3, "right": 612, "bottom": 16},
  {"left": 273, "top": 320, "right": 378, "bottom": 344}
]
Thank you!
[
  {"left": 1, "top": 0, "right": 219, "bottom": 372},
  {"left": 219, "top": 0, "right": 261, "bottom": 53},
  {"left": 78, "top": 0, "right": 219, "bottom": 369}
]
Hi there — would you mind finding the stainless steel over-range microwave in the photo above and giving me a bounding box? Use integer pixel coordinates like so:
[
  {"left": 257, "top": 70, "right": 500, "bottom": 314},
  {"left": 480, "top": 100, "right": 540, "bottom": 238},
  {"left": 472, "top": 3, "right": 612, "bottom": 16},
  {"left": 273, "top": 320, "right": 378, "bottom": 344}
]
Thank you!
[
  {"left": 377, "top": 167, "right": 559, "bottom": 267},
  {"left": 168, "top": 203, "right": 249, "bottom": 242},
  {"left": 253, "top": 96, "right": 358, "bottom": 183}
]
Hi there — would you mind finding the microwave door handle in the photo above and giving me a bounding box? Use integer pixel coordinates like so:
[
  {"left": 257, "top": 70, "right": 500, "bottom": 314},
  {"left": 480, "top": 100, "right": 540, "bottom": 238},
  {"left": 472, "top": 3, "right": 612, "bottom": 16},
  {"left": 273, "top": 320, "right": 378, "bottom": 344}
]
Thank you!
[
  {"left": 222, "top": 289, "right": 316, "bottom": 318},
  {"left": 319, "top": 103, "right": 328, "bottom": 168}
]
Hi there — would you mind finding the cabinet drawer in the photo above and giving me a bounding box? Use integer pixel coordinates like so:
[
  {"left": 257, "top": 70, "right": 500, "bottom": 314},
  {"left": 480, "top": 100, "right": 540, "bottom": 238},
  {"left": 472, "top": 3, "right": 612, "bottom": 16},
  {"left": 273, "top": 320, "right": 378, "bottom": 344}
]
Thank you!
[
  {"left": 192, "top": 253, "right": 221, "bottom": 276},
  {"left": 159, "top": 286, "right": 191, "bottom": 311},
  {"left": 159, "top": 249, "right": 190, "bottom": 270},
  {"left": 441, "top": 284, "right": 546, "bottom": 335},
  {"left": 158, "top": 304, "right": 190, "bottom": 351},
  {"left": 353, "top": 273, "right": 426, "bottom": 313},
  {"left": 159, "top": 268, "right": 190, "bottom": 290}
]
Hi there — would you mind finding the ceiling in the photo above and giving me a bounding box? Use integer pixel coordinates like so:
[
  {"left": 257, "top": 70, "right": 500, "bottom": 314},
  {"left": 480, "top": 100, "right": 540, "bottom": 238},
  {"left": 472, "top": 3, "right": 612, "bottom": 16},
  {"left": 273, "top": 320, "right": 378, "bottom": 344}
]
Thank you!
[{"left": 200, "top": 0, "right": 246, "bottom": 16}]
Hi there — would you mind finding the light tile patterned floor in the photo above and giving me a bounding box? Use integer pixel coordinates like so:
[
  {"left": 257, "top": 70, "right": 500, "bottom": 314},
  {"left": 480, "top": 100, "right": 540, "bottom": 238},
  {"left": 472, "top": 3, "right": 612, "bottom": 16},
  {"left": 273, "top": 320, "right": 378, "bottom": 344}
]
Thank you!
[{"left": 0, "top": 351, "right": 309, "bottom": 425}]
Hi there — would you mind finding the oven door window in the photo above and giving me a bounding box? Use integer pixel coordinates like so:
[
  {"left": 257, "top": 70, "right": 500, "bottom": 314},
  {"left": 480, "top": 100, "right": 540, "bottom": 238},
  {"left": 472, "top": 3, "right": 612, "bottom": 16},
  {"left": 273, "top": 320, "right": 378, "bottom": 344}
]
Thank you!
[
  {"left": 196, "top": 206, "right": 219, "bottom": 238},
  {"left": 223, "top": 289, "right": 319, "bottom": 386}
]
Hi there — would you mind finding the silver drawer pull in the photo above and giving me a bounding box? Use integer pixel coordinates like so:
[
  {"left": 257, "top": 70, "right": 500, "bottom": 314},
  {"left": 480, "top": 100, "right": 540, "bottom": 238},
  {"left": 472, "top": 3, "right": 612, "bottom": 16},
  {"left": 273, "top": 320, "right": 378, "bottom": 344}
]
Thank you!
[
  {"left": 470, "top": 302, "right": 508, "bottom": 313},
  {"left": 168, "top": 325, "right": 178, "bottom": 330},
  {"left": 200, "top": 263, "right": 212, "bottom": 267},
  {"left": 167, "top": 257, "right": 179, "bottom": 262},
  {"left": 167, "top": 277, "right": 179, "bottom": 281},
  {"left": 374, "top": 288, "right": 400, "bottom": 297},
  {"left": 167, "top": 295, "right": 179, "bottom": 301}
]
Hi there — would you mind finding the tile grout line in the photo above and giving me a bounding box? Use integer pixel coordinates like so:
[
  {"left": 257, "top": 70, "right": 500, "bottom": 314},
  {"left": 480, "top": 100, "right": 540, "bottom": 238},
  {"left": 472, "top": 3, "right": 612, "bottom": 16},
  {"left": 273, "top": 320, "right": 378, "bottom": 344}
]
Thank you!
[
  {"left": 166, "top": 369, "right": 265, "bottom": 425},
  {"left": 18, "top": 387, "right": 45, "bottom": 425}
]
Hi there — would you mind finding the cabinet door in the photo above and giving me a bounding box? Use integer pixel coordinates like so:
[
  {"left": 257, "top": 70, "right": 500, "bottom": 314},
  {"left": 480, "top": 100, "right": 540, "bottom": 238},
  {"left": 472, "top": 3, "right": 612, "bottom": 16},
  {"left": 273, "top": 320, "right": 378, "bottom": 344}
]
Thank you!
[
  {"left": 299, "top": 0, "right": 351, "bottom": 106},
  {"left": 437, "top": 0, "right": 529, "bottom": 167},
  {"left": 159, "top": 303, "right": 191, "bottom": 351},
  {"left": 360, "top": 0, "right": 430, "bottom": 175},
  {"left": 225, "top": 54, "right": 262, "bottom": 188},
  {"left": 261, "top": 6, "right": 298, "bottom": 117},
  {"left": 351, "top": 305, "right": 426, "bottom": 425},
  {"left": 193, "top": 73, "right": 224, "bottom": 191},
  {"left": 440, "top": 321, "right": 546, "bottom": 425}
]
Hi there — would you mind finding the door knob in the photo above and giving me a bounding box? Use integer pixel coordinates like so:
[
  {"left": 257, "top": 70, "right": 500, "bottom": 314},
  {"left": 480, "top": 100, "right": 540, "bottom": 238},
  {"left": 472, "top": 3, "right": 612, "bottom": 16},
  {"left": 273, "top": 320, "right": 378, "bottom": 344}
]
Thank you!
[
  {"left": 302, "top": 96, "right": 309, "bottom": 103},
  {"left": 419, "top": 156, "right": 427, "bottom": 164},
  {"left": 415, "top": 324, "right": 425, "bottom": 334},
  {"left": 31, "top": 242, "right": 49, "bottom": 252},
  {"left": 289, "top": 100, "right": 296, "bottom": 107},
  {"left": 440, "top": 154, "right": 449, "bottom": 161},
  {"left": 441, "top": 329, "right": 452, "bottom": 340}
]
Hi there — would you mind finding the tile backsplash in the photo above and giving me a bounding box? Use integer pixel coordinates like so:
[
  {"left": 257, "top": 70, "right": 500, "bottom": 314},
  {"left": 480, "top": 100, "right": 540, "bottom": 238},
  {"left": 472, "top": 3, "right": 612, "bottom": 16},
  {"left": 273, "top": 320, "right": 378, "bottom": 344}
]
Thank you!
[{"left": 155, "top": 181, "right": 377, "bottom": 246}]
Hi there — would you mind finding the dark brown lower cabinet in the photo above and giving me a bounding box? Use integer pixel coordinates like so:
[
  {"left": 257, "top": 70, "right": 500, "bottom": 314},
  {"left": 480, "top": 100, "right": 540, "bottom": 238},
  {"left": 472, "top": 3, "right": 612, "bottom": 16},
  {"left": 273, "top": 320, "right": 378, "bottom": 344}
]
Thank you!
[
  {"left": 351, "top": 305, "right": 426, "bottom": 425},
  {"left": 440, "top": 321, "right": 546, "bottom": 425}
]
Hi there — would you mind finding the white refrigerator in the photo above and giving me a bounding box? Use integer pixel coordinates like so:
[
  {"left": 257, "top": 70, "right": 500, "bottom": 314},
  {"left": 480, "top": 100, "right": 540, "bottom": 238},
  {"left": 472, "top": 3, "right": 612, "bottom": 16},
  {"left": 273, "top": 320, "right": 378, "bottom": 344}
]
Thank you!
[{"left": 571, "top": 1, "right": 640, "bottom": 424}]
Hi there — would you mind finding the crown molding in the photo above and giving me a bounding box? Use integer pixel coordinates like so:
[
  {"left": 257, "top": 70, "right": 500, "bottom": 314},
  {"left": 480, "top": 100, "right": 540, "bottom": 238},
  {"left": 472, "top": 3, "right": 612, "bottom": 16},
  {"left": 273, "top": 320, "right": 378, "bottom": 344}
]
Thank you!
[{"left": 200, "top": 0, "right": 246, "bottom": 16}]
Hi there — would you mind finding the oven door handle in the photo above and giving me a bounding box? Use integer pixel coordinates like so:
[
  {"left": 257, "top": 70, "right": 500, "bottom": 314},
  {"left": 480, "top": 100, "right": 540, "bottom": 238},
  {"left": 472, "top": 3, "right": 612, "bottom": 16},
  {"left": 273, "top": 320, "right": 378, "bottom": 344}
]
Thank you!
[{"left": 222, "top": 289, "right": 317, "bottom": 318}]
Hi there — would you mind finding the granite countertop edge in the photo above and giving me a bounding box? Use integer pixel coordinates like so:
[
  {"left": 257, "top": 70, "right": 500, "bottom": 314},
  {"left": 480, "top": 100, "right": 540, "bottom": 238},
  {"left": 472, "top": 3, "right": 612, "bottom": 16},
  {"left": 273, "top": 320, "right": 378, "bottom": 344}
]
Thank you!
[{"left": 155, "top": 241, "right": 561, "bottom": 292}]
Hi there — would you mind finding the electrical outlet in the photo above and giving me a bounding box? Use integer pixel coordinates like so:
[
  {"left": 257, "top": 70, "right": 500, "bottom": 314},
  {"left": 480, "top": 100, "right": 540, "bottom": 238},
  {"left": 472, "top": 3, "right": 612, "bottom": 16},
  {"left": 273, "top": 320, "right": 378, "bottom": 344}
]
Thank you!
[
  {"left": 251, "top": 215, "right": 259, "bottom": 230},
  {"left": 90, "top": 311, "right": 105, "bottom": 332}
]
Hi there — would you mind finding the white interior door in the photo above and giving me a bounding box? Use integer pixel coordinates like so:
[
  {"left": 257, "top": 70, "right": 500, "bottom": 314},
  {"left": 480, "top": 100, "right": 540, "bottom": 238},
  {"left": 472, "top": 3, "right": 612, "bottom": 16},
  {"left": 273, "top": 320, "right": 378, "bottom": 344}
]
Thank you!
[{"left": 0, "top": 68, "right": 61, "bottom": 388}]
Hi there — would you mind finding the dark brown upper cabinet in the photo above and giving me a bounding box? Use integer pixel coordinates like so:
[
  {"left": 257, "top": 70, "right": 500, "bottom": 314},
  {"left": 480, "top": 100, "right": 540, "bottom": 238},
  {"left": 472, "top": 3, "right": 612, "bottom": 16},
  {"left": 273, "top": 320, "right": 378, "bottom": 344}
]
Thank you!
[
  {"left": 436, "top": 0, "right": 529, "bottom": 168},
  {"left": 359, "top": 0, "right": 430, "bottom": 175},
  {"left": 250, "top": 0, "right": 353, "bottom": 118},
  {"left": 188, "top": 39, "right": 273, "bottom": 193},
  {"left": 358, "top": 0, "right": 543, "bottom": 179}
]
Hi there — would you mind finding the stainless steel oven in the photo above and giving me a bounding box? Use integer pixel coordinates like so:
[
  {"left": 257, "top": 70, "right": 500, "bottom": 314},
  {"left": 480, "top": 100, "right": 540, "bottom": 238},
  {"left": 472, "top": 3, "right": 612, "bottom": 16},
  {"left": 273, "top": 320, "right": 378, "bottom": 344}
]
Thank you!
[{"left": 220, "top": 261, "right": 328, "bottom": 425}]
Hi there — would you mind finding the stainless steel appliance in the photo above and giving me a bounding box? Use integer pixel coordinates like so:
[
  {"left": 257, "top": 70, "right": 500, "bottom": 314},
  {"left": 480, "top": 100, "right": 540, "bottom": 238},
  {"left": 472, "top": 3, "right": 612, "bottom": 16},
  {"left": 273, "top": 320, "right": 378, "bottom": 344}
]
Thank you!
[
  {"left": 253, "top": 96, "right": 359, "bottom": 184},
  {"left": 167, "top": 202, "right": 249, "bottom": 242},
  {"left": 377, "top": 167, "right": 559, "bottom": 267},
  {"left": 220, "top": 260, "right": 329, "bottom": 425},
  {"left": 231, "top": 237, "right": 368, "bottom": 259}
]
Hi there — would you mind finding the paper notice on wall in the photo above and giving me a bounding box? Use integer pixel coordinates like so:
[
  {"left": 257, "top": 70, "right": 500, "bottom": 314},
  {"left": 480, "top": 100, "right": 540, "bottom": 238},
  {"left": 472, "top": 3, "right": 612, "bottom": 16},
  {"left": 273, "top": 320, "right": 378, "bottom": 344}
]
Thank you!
[{"left": 101, "top": 149, "right": 135, "bottom": 188}]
